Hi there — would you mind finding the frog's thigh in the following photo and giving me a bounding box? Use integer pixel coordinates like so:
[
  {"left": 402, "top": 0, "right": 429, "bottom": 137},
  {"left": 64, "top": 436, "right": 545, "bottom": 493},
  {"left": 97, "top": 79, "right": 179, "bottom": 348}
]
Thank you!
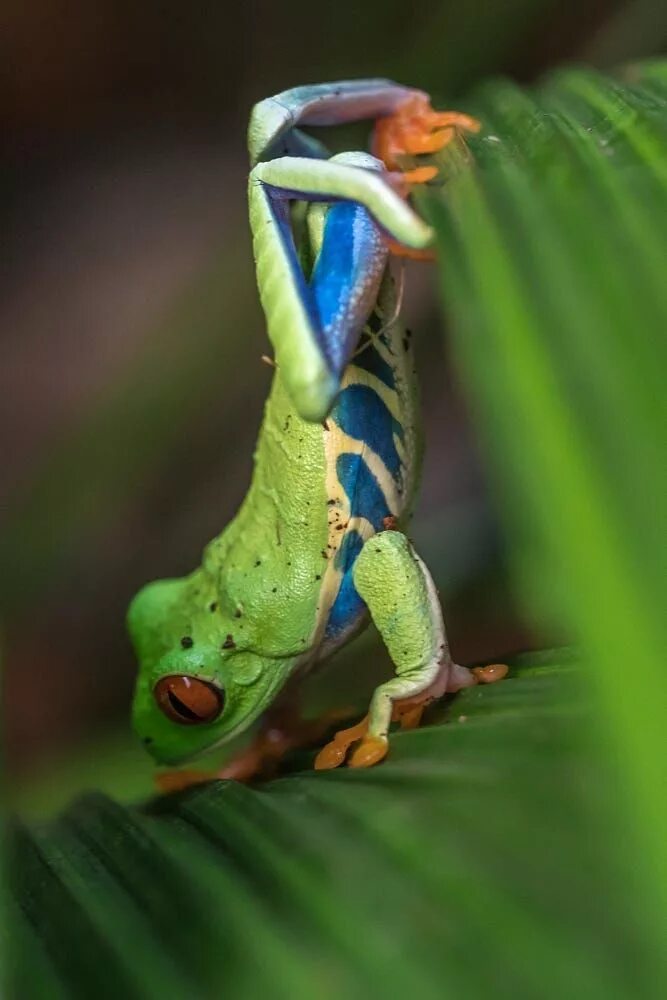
[{"left": 352, "top": 530, "right": 455, "bottom": 743}]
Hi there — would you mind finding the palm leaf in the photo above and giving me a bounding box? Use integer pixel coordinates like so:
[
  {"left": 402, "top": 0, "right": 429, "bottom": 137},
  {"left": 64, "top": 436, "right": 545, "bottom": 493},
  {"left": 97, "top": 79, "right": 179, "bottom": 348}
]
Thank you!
[
  {"left": 10, "top": 653, "right": 654, "bottom": 999},
  {"left": 427, "top": 62, "right": 667, "bottom": 914},
  {"left": 8, "top": 63, "right": 667, "bottom": 998}
]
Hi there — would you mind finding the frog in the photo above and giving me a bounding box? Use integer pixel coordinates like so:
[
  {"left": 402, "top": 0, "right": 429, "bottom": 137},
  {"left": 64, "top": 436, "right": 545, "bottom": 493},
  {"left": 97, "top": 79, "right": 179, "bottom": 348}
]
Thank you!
[{"left": 128, "top": 79, "right": 503, "bottom": 786}]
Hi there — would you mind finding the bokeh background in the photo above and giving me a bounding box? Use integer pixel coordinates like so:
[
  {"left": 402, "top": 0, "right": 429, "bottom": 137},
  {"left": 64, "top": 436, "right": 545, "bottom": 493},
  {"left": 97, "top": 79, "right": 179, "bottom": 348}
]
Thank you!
[{"left": 2, "top": 0, "right": 663, "bottom": 812}]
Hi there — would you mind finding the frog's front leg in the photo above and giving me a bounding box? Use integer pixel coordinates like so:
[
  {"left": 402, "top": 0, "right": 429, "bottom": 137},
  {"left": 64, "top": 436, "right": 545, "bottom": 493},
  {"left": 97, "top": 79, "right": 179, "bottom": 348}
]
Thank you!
[
  {"left": 315, "top": 531, "right": 507, "bottom": 770},
  {"left": 156, "top": 699, "right": 353, "bottom": 792}
]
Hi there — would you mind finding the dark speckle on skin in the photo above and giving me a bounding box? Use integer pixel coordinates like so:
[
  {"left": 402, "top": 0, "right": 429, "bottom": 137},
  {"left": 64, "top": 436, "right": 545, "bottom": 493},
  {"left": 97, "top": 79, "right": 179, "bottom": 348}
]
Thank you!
[
  {"left": 143, "top": 737, "right": 153, "bottom": 745},
  {"left": 234, "top": 608, "right": 243, "bottom": 618},
  {"left": 272, "top": 587, "right": 278, "bottom": 593},
  {"left": 209, "top": 602, "right": 218, "bottom": 612},
  {"left": 315, "top": 574, "right": 321, "bottom": 581},
  {"left": 255, "top": 559, "right": 261, "bottom": 567},
  {"left": 222, "top": 634, "right": 236, "bottom": 650},
  {"left": 180, "top": 636, "right": 193, "bottom": 649}
]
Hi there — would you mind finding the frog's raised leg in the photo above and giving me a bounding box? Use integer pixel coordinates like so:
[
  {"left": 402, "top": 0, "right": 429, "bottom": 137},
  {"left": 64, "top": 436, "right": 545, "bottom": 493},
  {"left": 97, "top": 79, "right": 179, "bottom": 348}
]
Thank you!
[
  {"left": 315, "top": 530, "right": 484, "bottom": 770},
  {"left": 249, "top": 153, "right": 432, "bottom": 421},
  {"left": 248, "top": 78, "right": 426, "bottom": 165}
]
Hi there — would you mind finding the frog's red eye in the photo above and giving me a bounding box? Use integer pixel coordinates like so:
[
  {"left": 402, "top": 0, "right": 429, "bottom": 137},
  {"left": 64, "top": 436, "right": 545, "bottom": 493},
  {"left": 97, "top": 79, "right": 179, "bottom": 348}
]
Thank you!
[{"left": 154, "top": 675, "right": 224, "bottom": 725}]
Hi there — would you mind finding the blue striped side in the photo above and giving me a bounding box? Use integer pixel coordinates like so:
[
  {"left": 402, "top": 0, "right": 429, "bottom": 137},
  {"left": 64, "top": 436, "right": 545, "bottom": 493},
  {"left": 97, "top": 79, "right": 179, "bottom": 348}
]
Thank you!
[{"left": 325, "top": 353, "right": 405, "bottom": 639}]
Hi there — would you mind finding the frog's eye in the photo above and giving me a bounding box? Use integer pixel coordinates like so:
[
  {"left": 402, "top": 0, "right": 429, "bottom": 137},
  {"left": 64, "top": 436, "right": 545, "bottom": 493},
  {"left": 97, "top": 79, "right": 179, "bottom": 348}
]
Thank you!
[{"left": 154, "top": 675, "right": 224, "bottom": 725}]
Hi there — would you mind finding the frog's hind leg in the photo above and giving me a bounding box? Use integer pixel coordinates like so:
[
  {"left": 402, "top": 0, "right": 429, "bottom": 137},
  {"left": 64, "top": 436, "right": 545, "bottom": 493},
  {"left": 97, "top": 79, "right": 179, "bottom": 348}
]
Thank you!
[
  {"left": 248, "top": 79, "right": 425, "bottom": 165},
  {"left": 315, "top": 529, "right": 490, "bottom": 771},
  {"left": 248, "top": 154, "right": 432, "bottom": 421}
]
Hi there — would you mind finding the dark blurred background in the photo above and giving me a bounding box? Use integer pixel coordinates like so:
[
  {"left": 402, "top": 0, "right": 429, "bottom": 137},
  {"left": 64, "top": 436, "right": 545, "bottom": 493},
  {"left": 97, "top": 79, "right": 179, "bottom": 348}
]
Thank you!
[{"left": 2, "top": 0, "right": 663, "bottom": 809}]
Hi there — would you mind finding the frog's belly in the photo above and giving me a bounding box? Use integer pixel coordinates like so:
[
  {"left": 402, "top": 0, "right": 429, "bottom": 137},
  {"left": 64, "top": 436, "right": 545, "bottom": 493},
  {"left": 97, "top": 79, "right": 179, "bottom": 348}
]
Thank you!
[{"left": 320, "top": 339, "right": 413, "bottom": 644}]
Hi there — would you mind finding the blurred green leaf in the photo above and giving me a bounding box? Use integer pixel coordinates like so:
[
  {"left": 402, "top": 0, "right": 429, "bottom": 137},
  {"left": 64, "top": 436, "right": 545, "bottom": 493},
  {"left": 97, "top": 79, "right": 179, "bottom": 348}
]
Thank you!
[
  {"left": 427, "top": 62, "right": 667, "bottom": 925},
  {"left": 8, "top": 63, "right": 667, "bottom": 999}
]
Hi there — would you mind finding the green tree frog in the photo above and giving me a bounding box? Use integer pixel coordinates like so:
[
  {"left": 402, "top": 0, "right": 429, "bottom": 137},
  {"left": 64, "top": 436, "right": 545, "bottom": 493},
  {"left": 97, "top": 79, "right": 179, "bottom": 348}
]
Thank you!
[{"left": 128, "top": 79, "right": 503, "bottom": 785}]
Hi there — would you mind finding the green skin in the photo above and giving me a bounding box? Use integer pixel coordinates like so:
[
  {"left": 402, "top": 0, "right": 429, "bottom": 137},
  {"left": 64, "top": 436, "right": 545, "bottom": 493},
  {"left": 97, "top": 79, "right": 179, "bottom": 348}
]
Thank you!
[{"left": 129, "top": 81, "right": 476, "bottom": 769}]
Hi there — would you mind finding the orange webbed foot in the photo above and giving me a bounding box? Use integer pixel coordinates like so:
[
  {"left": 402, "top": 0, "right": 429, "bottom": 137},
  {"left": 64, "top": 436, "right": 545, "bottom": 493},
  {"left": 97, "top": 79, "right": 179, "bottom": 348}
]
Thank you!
[
  {"left": 373, "top": 94, "right": 481, "bottom": 178},
  {"left": 314, "top": 715, "right": 371, "bottom": 770},
  {"left": 314, "top": 696, "right": 430, "bottom": 771},
  {"left": 373, "top": 94, "right": 480, "bottom": 261}
]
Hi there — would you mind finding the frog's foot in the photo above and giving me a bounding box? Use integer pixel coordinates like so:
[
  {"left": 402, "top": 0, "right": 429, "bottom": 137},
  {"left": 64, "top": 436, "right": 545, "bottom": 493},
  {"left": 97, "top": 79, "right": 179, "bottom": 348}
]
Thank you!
[
  {"left": 313, "top": 681, "right": 445, "bottom": 772},
  {"left": 314, "top": 715, "right": 372, "bottom": 770},
  {"left": 373, "top": 95, "right": 480, "bottom": 261},
  {"left": 373, "top": 94, "right": 480, "bottom": 174},
  {"left": 316, "top": 708, "right": 439, "bottom": 767},
  {"left": 313, "top": 661, "right": 509, "bottom": 773}
]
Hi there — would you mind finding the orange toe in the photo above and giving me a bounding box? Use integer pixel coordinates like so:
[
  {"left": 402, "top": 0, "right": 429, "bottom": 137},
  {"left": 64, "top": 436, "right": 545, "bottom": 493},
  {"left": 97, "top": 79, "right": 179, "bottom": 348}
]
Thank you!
[
  {"left": 399, "top": 165, "right": 439, "bottom": 186},
  {"left": 314, "top": 743, "right": 347, "bottom": 770},
  {"left": 373, "top": 95, "right": 480, "bottom": 174},
  {"left": 348, "top": 736, "right": 388, "bottom": 769},
  {"left": 314, "top": 715, "right": 370, "bottom": 770},
  {"left": 400, "top": 127, "right": 455, "bottom": 156},
  {"left": 471, "top": 663, "right": 509, "bottom": 684},
  {"left": 424, "top": 111, "right": 481, "bottom": 133}
]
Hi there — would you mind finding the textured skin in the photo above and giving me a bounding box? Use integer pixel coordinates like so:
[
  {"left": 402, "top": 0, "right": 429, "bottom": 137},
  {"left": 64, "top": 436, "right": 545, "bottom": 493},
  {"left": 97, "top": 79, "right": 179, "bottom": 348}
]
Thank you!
[
  {"left": 129, "top": 80, "right": 461, "bottom": 767},
  {"left": 129, "top": 272, "right": 422, "bottom": 764}
]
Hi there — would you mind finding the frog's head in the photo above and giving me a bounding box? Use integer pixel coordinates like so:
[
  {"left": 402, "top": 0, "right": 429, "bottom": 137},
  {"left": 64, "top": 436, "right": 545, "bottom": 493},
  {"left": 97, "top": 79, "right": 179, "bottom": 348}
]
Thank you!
[{"left": 128, "top": 578, "right": 290, "bottom": 765}]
